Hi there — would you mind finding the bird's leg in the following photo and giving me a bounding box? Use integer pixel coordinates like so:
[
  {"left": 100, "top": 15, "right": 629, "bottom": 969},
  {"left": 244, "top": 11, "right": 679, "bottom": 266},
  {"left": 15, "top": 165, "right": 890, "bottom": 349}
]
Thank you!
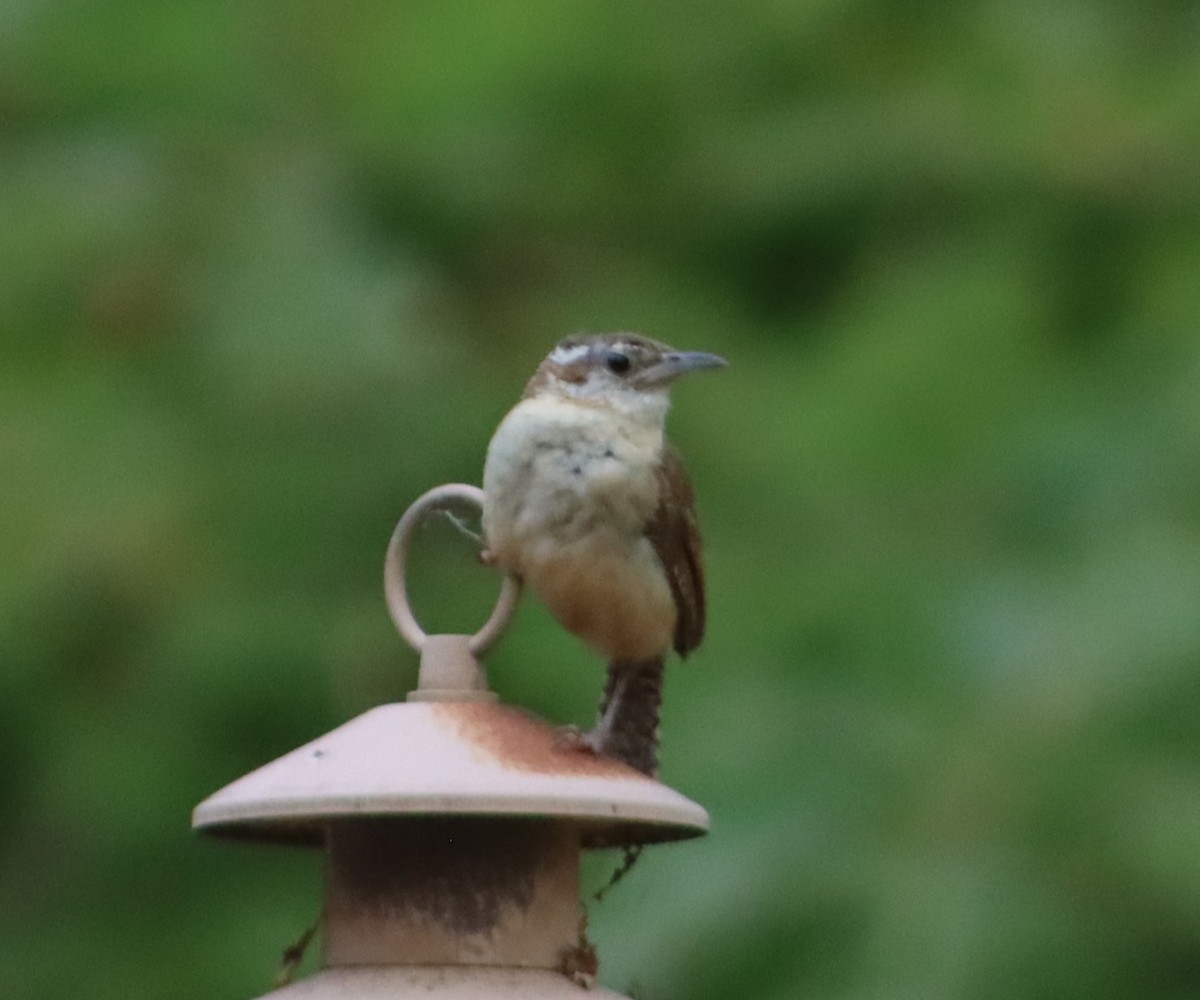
[
  {"left": 586, "top": 662, "right": 625, "bottom": 749},
  {"left": 555, "top": 661, "right": 620, "bottom": 755}
]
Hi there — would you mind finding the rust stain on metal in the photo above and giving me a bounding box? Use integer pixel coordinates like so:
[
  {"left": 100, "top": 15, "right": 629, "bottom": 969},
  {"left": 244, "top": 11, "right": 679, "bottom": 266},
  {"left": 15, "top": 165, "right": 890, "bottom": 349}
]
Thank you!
[
  {"left": 329, "top": 818, "right": 541, "bottom": 936},
  {"left": 436, "top": 702, "right": 648, "bottom": 778}
]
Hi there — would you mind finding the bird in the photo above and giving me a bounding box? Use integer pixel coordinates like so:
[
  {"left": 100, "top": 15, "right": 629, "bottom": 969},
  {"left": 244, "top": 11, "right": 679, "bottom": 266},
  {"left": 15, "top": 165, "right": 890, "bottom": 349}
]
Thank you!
[{"left": 481, "top": 332, "right": 726, "bottom": 776}]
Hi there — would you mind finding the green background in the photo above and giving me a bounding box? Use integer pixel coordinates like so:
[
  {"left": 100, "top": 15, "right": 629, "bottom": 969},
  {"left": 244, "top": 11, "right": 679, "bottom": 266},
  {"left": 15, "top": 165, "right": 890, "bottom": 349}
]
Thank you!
[{"left": 3, "top": 2, "right": 1200, "bottom": 997}]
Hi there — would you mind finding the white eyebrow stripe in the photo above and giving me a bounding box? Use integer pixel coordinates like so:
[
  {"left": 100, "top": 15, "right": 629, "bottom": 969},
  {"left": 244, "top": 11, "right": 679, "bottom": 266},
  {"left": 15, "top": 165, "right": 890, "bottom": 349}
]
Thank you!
[{"left": 549, "top": 343, "right": 591, "bottom": 365}]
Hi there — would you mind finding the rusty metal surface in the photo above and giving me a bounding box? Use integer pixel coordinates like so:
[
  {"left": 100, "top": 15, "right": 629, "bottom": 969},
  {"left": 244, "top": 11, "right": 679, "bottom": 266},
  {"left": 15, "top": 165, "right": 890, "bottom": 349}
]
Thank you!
[
  {"left": 323, "top": 819, "right": 580, "bottom": 970},
  {"left": 192, "top": 700, "right": 709, "bottom": 848}
]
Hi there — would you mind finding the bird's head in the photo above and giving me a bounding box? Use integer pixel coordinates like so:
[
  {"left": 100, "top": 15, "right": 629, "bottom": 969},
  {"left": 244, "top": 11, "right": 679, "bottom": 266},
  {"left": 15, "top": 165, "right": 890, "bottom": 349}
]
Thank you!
[{"left": 523, "top": 333, "right": 727, "bottom": 419}]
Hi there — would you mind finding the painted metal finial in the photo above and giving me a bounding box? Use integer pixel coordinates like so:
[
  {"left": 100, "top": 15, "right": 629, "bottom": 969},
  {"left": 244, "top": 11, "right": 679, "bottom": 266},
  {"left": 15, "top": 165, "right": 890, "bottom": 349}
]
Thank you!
[{"left": 384, "top": 483, "right": 521, "bottom": 700}]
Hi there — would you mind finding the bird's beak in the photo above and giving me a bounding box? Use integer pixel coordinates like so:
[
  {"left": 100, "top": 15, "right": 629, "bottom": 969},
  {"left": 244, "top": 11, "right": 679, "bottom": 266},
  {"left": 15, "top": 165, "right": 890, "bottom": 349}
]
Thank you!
[{"left": 636, "top": 350, "right": 728, "bottom": 388}]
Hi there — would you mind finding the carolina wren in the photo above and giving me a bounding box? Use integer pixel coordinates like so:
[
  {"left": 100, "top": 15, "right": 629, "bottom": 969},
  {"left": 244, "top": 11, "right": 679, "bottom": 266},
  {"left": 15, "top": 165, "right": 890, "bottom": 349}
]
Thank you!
[{"left": 482, "top": 333, "right": 726, "bottom": 776}]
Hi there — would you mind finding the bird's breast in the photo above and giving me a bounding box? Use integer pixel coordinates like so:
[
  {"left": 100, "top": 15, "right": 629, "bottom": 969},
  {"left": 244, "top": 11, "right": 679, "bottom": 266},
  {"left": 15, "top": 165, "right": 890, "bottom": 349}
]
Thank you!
[
  {"left": 483, "top": 397, "right": 663, "bottom": 548},
  {"left": 481, "top": 397, "right": 675, "bottom": 659}
]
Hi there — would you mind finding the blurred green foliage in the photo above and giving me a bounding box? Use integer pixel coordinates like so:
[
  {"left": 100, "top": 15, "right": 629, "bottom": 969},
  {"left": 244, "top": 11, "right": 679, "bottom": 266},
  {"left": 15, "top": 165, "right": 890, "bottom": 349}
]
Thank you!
[{"left": 3, "top": 2, "right": 1200, "bottom": 998}]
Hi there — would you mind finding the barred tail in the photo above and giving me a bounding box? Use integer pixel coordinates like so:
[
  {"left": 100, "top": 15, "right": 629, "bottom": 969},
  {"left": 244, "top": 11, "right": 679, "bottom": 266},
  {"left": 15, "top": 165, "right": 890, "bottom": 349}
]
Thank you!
[{"left": 592, "top": 657, "right": 665, "bottom": 777}]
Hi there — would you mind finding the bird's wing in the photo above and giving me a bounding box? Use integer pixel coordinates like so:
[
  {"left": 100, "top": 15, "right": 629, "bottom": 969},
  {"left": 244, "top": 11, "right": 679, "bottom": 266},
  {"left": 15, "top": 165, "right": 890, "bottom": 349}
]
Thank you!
[{"left": 645, "top": 444, "right": 706, "bottom": 657}]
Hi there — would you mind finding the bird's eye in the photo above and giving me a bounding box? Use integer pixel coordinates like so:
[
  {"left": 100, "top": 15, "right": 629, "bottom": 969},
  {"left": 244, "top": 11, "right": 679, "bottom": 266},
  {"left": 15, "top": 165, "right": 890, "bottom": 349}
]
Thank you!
[{"left": 605, "top": 351, "right": 631, "bottom": 375}]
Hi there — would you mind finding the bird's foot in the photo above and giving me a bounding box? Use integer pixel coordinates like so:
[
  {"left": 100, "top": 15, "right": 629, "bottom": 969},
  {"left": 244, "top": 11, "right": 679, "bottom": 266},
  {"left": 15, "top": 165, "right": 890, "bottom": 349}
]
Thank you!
[
  {"left": 554, "top": 724, "right": 657, "bottom": 777},
  {"left": 553, "top": 724, "right": 604, "bottom": 756}
]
